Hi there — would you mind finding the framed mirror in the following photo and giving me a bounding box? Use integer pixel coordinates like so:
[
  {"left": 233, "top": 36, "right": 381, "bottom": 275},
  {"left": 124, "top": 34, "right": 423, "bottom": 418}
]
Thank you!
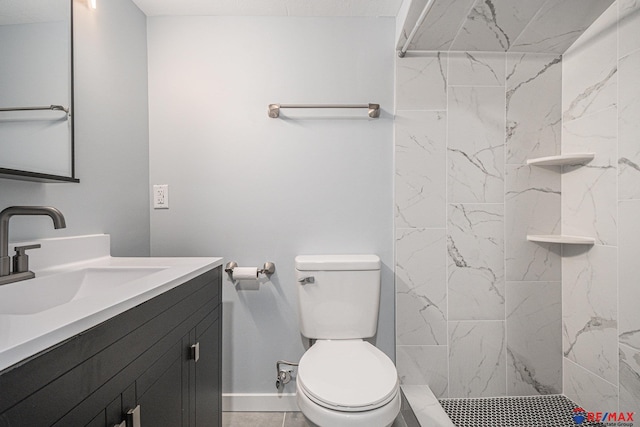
[{"left": 0, "top": 0, "right": 77, "bottom": 183}]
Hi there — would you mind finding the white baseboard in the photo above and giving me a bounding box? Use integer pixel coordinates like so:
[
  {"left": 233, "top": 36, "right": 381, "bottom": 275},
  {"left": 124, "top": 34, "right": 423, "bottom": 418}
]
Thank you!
[{"left": 222, "top": 393, "right": 299, "bottom": 412}]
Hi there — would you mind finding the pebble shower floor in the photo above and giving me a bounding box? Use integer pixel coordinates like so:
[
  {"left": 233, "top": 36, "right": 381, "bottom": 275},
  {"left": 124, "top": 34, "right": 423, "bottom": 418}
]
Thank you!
[{"left": 438, "top": 395, "right": 606, "bottom": 427}]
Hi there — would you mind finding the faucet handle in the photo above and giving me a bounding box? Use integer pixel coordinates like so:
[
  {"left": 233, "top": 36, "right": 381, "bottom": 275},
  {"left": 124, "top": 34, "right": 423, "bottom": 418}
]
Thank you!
[
  {"left": 14, "top": 244, "right": 41, "bottom": 254},
  {"left": 13, "top": 244, "right": 41, "bottom": 273}
]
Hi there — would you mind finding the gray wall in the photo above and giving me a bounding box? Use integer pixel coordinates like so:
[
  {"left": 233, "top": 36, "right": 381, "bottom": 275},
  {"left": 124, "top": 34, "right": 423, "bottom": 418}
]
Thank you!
[
  {"left": 0, "top": 0, "right": 150, "bottom": 257},
  {"left": 146, "top": 16, "right": 394, "bottom": 401}
]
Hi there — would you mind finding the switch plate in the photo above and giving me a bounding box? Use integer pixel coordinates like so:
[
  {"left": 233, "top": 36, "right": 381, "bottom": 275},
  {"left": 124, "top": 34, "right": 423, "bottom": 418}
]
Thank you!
[{"left": 153, "top": 184, "right": 169, "bottom": 209}]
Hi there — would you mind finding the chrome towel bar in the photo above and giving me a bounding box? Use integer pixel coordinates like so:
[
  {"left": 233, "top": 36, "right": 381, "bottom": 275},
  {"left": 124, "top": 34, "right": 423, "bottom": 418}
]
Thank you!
[
  {"left": 0, "top": 105, "right": 69, "bottom": 114},
  {"left": 268, "top": 103, "right": 380, "bottom": 118}
]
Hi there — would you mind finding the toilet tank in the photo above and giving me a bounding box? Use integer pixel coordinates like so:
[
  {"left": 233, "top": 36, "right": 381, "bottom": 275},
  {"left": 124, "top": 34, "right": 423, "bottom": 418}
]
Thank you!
[{"left": 295, "top": 254, "right": 381, "bottom": 340}]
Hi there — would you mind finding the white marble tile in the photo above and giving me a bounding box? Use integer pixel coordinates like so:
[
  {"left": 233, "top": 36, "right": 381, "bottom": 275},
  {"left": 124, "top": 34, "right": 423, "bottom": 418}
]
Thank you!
[
  {"left": 563, "top": 106, "right": 617, "bottom": 157},
  {"left": 400, "top": 0, "right": 477, "bottom": 52},
  {"left": 619, "top": 200, "right": 640, "bottom": 350},
  {"left": 395, "top": 111, "right": 447, "bottom": 229},
  {"left": 396, "top": 53, "right": 448, "bottom": 111},
  {"left": 562, "top": 3, "right": 617, "bottom": 123},
  {"left": 396, "top": 228, "right": 448, "bottom": 346},
  {"left": 447, "top": 86, "right": 505, "bottom": 203},
  {"left": 506, "top": 281, "right": 562, "bottom": 396},
  {"left": 447, "top": 204, "right": 504, "bottom": 320},
  {"left": 619, "top": 0, "right": 640, "bottom": 59},
  {"left": 396, "top": 345, "right": 448, "bottom": 397},
  {"left": 562, "top": 108, "right": 617, "bottom": 246},
  {"left": 505, "top": 164, "right": 561, "bottom": 282},
  {"left": 563, "top": 358, "right": 618, "bottom": 412},
  {"left": 562, "top": 245, "right": 618, "bottom": 385},
  {"left": 448, "top": 320, "right": 506, "bottom": 398},
  {"left": 402, "top": 385, "right": 456, "bottom": 427},
  {"left": 618, "top": 50, "right": 640, "bottom": 200},
  {"left": 396, "top": 0, "right": 427, "bottom": 49},
  {"left": 619, "top": 344, "right": 640, "bottom": 415},
  {"left": 511, "top": 0, "right": 615, "bottom": 54},
  {"left": 506, "top": 53, "right": 562, "bottom": 164},
  {"left": 448, "top": 52, "right": 506, "bottom": 86},
  {"left": 562, "top": 113, "right": 617, "bottom": 244},
  {"left": 450, "top": 0, "right": 547, "bottom": 52}
]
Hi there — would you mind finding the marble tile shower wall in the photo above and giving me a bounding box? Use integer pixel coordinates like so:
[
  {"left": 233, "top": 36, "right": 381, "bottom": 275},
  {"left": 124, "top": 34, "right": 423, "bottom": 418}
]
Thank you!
[
  {"left": 395, "top": 51, "right": 563, "bottom": 398},
  {"left": 561, "top": 0, "right": 640, "bottom": 414}
]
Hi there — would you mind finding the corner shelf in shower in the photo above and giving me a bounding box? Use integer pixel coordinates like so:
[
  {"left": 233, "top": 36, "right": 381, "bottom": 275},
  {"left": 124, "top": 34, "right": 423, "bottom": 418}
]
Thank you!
[
  {"left": 526, "top": 235, "right": 595, "bottom": 245},
  {"left": 525, "top": 153, "right": 596, "bottom": 246},
  {"left": 526, "top": 153, "right": 595, "bottom": 166}
]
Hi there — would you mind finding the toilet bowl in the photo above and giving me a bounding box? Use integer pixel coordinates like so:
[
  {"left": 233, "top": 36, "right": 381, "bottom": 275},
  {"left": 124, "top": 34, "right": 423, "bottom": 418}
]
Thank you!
[
  {"left": 296, "top": 340, "right": 400, "bottom": 427},
  {"left": 294, "top": 255, "right": 400, "bottom": 427}
]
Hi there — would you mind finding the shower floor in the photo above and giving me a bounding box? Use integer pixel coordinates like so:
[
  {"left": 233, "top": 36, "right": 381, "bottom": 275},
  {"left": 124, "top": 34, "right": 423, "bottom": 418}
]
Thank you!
[{"left": 438, "top": 395, "right": 606, "bottom": 427}]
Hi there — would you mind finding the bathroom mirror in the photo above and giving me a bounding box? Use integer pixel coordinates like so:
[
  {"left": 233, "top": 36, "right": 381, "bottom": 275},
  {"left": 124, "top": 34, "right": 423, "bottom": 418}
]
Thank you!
[{"left": 0, "top": 0, "right": 77, "bottom": 183}]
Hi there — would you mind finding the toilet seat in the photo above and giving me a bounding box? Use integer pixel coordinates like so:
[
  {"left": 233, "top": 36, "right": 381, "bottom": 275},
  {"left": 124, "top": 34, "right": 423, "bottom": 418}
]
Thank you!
[{"left": 297, "top": 340, "right": 399, "bottom": 412}]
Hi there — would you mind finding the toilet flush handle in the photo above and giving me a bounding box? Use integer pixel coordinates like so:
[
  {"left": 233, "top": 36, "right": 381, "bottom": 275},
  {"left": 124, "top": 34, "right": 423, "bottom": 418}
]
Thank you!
[{"left": 297, "top": 276, "right": 315, "bottom": 284}]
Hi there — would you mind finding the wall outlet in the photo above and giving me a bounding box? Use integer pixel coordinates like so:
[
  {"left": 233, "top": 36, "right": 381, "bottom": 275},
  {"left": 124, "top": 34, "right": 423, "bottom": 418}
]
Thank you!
[{"left": 153, "top": 184, "right": 169, "bottom": 209}]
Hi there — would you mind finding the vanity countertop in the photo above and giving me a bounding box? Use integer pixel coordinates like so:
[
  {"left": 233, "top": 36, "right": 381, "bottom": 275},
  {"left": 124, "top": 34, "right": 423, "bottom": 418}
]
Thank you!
[{"left": 0, "top": 234, "right": 223, "bottom": 372}]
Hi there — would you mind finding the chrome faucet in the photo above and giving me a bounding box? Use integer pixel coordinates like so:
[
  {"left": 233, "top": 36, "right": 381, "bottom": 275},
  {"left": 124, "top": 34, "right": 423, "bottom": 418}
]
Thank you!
[{"left": 0, "top": 206, "right": 66, "bottom": 285}]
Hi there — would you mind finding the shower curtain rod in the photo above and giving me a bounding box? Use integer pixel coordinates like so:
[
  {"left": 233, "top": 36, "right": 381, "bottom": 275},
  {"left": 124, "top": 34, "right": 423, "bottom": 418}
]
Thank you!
[{"left": 398, "top": 0, "right": 437, "bottom": 58}]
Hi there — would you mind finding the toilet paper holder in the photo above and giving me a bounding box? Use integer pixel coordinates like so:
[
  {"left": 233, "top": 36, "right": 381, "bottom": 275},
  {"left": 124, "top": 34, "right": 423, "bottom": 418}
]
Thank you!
[{"left": 224, "top": 261, "right": 275, "bottom": 278}]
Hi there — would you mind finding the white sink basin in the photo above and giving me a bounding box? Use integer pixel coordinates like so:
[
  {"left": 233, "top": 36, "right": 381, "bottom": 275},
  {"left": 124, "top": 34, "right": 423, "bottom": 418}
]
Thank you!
[
  {"left": 0, "top": 234, "right": 223, "bottom": 372},
  {"left": 0, "top": 267, "right": 167, "bottom": 315}
]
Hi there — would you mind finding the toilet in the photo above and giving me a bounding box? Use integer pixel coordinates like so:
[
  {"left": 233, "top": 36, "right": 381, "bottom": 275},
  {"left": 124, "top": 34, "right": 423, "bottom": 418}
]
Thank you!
[{"left": 294, "top": 255, "right": 400, "bottom": 427}]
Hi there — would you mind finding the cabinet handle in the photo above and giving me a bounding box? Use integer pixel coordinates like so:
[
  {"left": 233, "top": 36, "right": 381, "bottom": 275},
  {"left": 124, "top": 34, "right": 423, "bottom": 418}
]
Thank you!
[
  {"left": 191, "top": 342, "right": 200, "bottom": 362},
  {"left": 126, "top": 405, "right": 141, "bottom": 427}
]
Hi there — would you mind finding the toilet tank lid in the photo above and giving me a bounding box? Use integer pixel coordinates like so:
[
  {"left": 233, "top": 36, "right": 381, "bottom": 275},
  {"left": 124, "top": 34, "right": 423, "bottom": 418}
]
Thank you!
[{"left": 295, "top": 255, "right": 380, "bottom": 271}]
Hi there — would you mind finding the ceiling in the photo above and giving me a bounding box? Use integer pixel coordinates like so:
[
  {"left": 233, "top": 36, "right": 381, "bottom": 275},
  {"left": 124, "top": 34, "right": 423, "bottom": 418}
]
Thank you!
[
  {"left": 131, "top": 0, "right": 613, "bottom": 54},
  {"left": 398, "top": 0, "right": 614, "bottom": 53},
  {"left": 2, "top": 0, "right": 611, "bottom": 54},
  {"left": 130, "top": 0, "right": 404, "bottom": 17}
]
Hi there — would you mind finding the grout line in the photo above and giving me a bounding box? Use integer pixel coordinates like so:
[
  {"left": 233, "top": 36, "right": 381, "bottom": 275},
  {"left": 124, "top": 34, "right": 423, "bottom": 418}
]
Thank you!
[
  {"left": 503, "top": 50, "right": 509, "bottom": 397},
  {"left": 619, "top": 342, "right": 640, "bottom": 353},
  {"left": 447, "top": 84, "right": 506, "bottom": 88},
  {"left": 447, "top": 202, "right": 505, "bottom": 205},
  {"left": 445, "top": 49, "right": 451, "bottom": 399},
  {"left": 393, "top": 54, "right": 397, "bottom": 369},
  {"left": 564, "top": 356, "right": 619, "bottom": 390},
  {"left": 560, "top": 36, "right": 566, "bottom": 397},
  {"left": 615, "top": 0, "right": 621, "bottom": 413}
]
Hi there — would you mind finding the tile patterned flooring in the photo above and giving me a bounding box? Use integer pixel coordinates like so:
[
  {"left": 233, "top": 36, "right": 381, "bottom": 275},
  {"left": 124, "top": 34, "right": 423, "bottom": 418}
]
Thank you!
[{"left": 439, "top": 395, "right": 606, "bottom": 427}]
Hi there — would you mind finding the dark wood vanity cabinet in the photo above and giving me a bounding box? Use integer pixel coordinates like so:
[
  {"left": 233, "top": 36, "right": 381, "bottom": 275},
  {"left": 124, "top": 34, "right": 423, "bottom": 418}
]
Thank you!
[{"left": 0, "top": 266, "right": 222, "bottom": 427}]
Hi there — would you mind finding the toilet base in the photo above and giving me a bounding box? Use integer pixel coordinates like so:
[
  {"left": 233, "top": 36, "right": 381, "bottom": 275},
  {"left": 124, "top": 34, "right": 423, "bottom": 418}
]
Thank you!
[{"left": 296, "top": 382, "right": 401, "bottom": 427}]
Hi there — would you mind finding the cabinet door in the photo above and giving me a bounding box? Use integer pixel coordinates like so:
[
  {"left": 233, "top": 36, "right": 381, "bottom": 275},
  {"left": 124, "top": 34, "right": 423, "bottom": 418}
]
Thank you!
[
  {"left": 137, "top": 342, "right": 185, "bottom": 427},
  {"left": 0, "top": 268, "right": 221, "bottom": 427},
  {"left": 193, "top": 307, "right": 222, "bottom": 427}
]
